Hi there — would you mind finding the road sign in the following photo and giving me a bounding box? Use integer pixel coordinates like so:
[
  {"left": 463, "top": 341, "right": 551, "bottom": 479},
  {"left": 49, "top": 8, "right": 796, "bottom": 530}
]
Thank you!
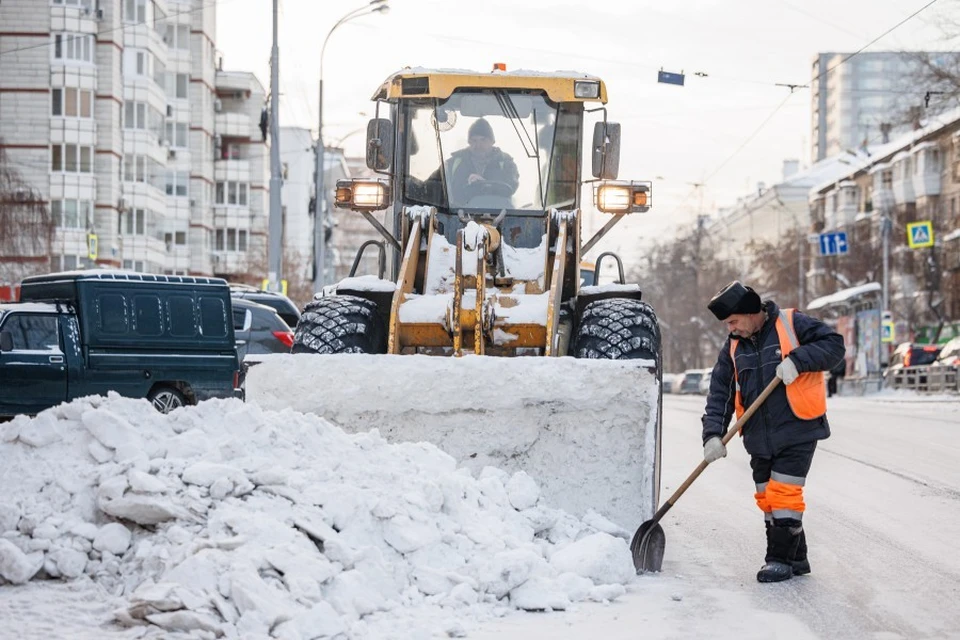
[
  {"left": 818, "top": 231, "right": 848, "bottom": 256},
  {"left": 657, "top": 70, "right": 685, "bottom": 86},
  {"left": 906, "top": 221, "right": 934, "bottom": 249},
  {"left": 87, "top": 233, "right": 98, "bottom": 261},
  {"left": 881, "top": 320, "right": 895, "bottom": 343}
]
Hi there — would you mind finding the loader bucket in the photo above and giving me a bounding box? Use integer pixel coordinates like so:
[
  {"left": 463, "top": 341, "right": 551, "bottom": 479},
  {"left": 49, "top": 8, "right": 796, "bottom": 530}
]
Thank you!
[{"left": 245, "top": 353, "right": 662, "bottom": 529}]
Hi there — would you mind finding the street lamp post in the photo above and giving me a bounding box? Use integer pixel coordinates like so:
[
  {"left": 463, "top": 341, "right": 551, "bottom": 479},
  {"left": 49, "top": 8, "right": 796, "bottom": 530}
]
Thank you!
[{"left": 313, "top": 0, "right": 389, "bottom": 294}]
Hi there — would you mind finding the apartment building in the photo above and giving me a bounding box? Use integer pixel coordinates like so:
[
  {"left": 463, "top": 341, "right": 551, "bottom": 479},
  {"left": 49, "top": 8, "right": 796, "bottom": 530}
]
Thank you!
[
  {"left": 0, "top": 0, "right": 267, "bottom": 280},
  {"left": 210, "top": 69, "right": 268, "bottom": 280},
  {"left": 811, "top": 51, "right": 960, "bottom": 163},
  {"left": 809, "top": 108, "right": 960, "bottom": 337}
]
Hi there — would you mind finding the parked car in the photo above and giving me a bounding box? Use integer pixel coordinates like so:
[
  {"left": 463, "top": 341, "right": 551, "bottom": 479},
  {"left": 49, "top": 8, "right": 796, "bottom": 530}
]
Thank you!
[
  {"left": 886, "top": 342, "right": 942, "bottom": 372},
  {"left": 662, "top": 372, "right": 680, "bottom": 394},
  {"left": 933, "top": 336, "right": 960, "bottom": 366},
  {"left": 0, "top": 271, "right": 240, "bottom": 417},
  {"left": 229, "top": 284, "right": 301, "bottom": 328},
  {"left": 232, "top": 298, "right": 294, "bottom": 361},
  {"left": 698, "top": 368, "right": 713, "bottom": 395},
  {"left": 883, "top": 341, "right": 942, "bottom": 387},
  {"left": 679, "top": 369, "right": 706, "bottom": 394}
]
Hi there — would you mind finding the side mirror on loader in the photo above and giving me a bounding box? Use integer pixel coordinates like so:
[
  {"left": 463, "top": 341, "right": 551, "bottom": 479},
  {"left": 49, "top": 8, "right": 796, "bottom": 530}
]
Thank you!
[
  {"left": 592, "top": 121, "right": 621, "bottom": 180},
  {"left": 366, "top": 118, "right": 394, "bottom": 172}
]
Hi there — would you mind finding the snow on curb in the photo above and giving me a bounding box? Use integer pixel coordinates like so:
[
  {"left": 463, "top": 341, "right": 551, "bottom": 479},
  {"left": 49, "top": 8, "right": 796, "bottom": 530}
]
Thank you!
[{"left": 0, "top": 395, "right": 634, "bottom": 638}]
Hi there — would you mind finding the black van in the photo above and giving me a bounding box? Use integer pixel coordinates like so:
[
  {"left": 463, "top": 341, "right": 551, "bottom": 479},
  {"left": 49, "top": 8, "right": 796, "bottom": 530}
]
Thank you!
[{"left": 0, "top": 271, "right": 240, "bottom": 417}]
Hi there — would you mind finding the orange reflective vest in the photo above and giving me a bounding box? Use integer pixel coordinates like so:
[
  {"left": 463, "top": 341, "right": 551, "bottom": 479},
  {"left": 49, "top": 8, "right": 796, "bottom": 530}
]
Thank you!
[{"left": 730, "top": 308, "right": 827, "bottom": 422}]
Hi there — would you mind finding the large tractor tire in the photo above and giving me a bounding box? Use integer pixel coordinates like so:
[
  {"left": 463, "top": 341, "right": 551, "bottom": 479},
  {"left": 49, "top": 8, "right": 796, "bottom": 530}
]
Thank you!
[
  {"left": 292, "top": 295, "right": 387, "bottom": 355},
  {"left": 573, "top": 298, "right": 660, "bottom": 362}
]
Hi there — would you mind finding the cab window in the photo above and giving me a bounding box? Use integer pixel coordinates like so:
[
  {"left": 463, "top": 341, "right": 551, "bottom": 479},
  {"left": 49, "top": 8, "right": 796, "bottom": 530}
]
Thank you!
[{"left": 2, "top": 314, "right": 61, "bottom": 352}]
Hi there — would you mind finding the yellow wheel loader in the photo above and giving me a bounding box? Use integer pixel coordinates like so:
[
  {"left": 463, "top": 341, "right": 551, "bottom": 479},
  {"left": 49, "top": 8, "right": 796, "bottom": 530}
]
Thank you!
[{"left": 247, "top": 67, "right": 663, "bottom": 532}]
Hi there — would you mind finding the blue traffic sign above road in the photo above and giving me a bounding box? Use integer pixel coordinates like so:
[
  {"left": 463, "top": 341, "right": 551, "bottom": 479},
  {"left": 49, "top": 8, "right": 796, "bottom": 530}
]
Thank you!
[{"left": 819, "top": 231, "right": 848, "bottom": 256}]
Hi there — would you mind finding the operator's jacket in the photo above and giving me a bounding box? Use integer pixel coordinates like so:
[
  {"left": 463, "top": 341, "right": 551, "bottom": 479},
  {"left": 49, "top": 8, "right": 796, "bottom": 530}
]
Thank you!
[
  {"left": 702, "top": 301, "right": 846, "bottom": 457},
  {"left": 445, "top": 148, "right": 519, "bottom": 204}
]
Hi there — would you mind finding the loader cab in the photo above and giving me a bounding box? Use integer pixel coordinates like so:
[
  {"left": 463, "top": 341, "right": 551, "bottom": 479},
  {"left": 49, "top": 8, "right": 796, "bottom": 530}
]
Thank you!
[{"left": 399, "top": 90, "right": 583, "bottom": 216}]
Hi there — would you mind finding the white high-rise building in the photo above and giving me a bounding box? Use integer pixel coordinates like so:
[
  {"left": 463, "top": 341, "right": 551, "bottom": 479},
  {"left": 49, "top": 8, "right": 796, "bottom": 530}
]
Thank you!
[
  {"left": 810, "top": 51, "right": 960, "bottom": 163},
  {"left": 278, "top": 126, "right": 315, "bottom": 281},
  {"left": 0, "top": 0, "right": 267, "bottom": 279}
]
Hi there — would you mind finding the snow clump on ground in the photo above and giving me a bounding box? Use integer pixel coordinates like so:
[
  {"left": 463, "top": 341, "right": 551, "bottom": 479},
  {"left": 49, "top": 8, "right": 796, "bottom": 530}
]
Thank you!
[{"left": 0, "top": 395, "right": 634, "bottom": 639}]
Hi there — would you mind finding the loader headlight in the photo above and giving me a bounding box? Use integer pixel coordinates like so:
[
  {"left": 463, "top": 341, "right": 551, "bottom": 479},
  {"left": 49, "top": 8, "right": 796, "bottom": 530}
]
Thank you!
[
  {"left": 335, "top": 179, "right": 390, "bottom": 212},
  {"left": 574, "top": 80, "right": 600, "bottom": 99},
  {"left": 595, "top": 181, "right": 652, "bottom": 214}
]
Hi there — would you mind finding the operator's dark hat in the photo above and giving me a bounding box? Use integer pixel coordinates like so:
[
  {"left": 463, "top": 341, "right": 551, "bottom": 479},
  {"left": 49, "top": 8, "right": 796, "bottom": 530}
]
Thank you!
[
  {"left": 708, "top": 281, "right": 762, "bottom": 321},
  {"left": 469, "top": 118, "right": 495, "bottom": 142}
]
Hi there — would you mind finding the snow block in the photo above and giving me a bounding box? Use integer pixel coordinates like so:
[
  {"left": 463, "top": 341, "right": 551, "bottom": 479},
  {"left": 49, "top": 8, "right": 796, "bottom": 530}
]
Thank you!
[{"left": 246, "top": 354, "right": 660, "bottom": 529}]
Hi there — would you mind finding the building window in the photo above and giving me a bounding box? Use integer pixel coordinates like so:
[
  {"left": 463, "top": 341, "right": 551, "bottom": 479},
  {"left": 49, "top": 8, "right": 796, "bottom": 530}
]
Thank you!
[
  {"left": 214, "top": 227, "right": 248, "bottom": 252},
  {"left": 124, "top": 101, "right": 148, "bottom": 130},
  {"left": 163, "top": 231, "right": 187, "bottom": 247},
  {"left": 124, "top": 208, "right": 147, "bottom": 236},
  {"left": 123, "top": 154, "right": 147, "bottom": 182},
  {"left": 165, "top": 121, "right": 188, "bottom": 148},
  {"left": 164, "top": 23, "right": 190, "bottom": 50},
  {"left": 52, "top": 0, "right": 94, "bottom": 7},
  {"left": 51, "top": 254, "right": 83, "bottom": 271},
  {"left": 215, "top": 181, "right": 249, "bottom": 206},
  {"left": 52, "top": 88, "right": 94, "bottom": 118},
  {"left": 124, "top": 0, "right": 146, "bottom": 23},
  {"left": 122, "top": 259, "right": 146, "bottom": 271},
  {"left": 164, "top": 171, "right": 189, "bottom": 197},
  {"left": 52, "top": 33, "right": 94, "bottom": 63},
  {"left": 51, "top": 199, "right": 92, "bottom": 229},
  {"left": 51, "top": 144, "right": 93, "bottom": 173}
]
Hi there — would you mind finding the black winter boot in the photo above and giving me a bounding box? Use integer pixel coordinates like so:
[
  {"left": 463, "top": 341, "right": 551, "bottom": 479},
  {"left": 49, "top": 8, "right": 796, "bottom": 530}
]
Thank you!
[
  {"left": 791, "top": 528, "right": 810, "bottom": 576},
  {"left": 757, "top": 524, "right": 801, "bottom": 583}
]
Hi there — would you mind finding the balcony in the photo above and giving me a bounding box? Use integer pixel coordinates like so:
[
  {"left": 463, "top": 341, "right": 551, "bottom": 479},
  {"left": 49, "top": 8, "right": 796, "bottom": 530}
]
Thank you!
[
  {"left": 890, "top": 152, "right": 915, "bottom": 205},
  {"left": 215, "top": 112, "right": 254, "bottom": 139},
  {"left": 214, "top": 159, "right": 250, "bottom": 183},
  {"left": 836, "top": 181, "right": 858, "bottom": 227},
  {"left": 911, "top": 142, "right": 942, "bottom": 198},
  {"left": 869, "top": 163, "right": 894, "bottom": 213}
]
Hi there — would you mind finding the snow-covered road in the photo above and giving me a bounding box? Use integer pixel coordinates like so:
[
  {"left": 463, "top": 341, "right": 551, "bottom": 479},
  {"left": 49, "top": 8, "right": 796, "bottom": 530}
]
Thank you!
[{"left": 469, "top": 392, "right": 960, "bottom": 639}]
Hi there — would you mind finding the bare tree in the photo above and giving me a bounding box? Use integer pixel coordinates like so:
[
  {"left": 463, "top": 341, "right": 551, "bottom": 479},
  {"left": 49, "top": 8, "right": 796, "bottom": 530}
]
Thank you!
[
  {"left": 632, "top": 217, "right": 740, "bottom": 373},
  {"left": 0, "top": 145, "right": 54, "bottom": 285},
  {"left": 229, "top": 243, "right": 315, "bottom": 310}
]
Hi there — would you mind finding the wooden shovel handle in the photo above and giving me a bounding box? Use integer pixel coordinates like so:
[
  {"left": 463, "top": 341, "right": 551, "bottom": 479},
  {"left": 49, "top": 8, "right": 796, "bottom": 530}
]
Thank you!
[{"left": 660, "top": 376, "right": 782, "bottom": 515}]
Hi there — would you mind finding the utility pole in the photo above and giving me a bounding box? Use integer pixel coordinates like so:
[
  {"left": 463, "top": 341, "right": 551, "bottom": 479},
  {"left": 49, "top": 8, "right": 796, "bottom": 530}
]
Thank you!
[
  {"left": 267, "top": 0, "right": 283, "bottom": 292},
  {"left": 881, "top": 209, "right": 891, "bottom": 312},
  {"left": 798, "top": 227, "right": 805, "bottom": 309},
  {"left": 314, "top": 81, "right": 325, "bottom": 294}
]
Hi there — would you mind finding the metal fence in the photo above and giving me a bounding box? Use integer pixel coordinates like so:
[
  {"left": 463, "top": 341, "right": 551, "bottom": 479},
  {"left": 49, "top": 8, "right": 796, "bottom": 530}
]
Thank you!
[{"left": 887, "top": 365, "right": 959, "bottom": 394}]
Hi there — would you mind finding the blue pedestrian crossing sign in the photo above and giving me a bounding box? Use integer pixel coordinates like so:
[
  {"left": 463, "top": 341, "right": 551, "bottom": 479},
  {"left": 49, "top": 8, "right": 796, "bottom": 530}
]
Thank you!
[
  {"left": 906, "top": 221, "right": 934, "bottom": 249},
  {"left": 818, "top": 231, "right": 848, "bottom": 256},
  {"left": 882, "top": 320, "right": 895, "bottom": 343}
]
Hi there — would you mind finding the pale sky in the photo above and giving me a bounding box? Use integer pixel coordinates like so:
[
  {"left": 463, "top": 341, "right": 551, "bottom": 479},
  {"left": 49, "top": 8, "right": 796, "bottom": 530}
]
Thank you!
[{"left": 215, "top": 0, "right": 949, "bottom": 256}]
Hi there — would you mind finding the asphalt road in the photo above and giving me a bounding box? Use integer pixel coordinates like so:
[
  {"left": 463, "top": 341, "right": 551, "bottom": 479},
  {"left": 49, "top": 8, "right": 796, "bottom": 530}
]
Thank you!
[{"left": 472, "top": 392, "right": 960, "bottom": 640}]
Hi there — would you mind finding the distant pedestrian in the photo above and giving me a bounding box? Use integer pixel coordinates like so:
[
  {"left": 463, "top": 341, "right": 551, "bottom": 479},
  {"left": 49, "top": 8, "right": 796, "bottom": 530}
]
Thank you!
[
  {"left": 827, "top": 357, "right": 846, "bottom": 397},
  {"left": 700, "top": 282, "right": 845, "bottom": 582}
]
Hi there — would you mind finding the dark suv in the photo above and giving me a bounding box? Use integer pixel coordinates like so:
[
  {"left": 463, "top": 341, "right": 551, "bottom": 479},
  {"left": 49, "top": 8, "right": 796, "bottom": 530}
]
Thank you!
[
  {"left": 232, "top": 298, "right": 294, "bottom": 361},
  {"left": 229, "top": 284, "right": 301, "bottom": 328}
]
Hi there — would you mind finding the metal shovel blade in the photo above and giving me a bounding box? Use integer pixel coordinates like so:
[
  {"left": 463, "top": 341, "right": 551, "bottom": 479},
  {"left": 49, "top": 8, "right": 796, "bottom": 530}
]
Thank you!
[{"left": 630, "top": 520, "right": 665, "bottom": 573}]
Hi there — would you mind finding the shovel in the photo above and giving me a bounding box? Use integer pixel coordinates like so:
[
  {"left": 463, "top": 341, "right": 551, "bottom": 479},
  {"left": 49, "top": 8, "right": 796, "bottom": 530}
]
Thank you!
[{"left": 630, "top": 376, "right": 782, "bottom": 573}]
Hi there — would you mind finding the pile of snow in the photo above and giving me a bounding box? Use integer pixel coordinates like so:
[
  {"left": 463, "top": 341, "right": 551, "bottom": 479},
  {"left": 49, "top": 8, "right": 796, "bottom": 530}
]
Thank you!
[{"left": 0, "top": 395, "right": 635, "bottom": 639}]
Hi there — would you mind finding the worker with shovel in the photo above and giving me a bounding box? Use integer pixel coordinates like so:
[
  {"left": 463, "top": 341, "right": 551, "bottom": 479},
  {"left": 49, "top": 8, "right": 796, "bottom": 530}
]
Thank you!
[{"left": 701, "top": 281, "right": 845, "bottom": 583}]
